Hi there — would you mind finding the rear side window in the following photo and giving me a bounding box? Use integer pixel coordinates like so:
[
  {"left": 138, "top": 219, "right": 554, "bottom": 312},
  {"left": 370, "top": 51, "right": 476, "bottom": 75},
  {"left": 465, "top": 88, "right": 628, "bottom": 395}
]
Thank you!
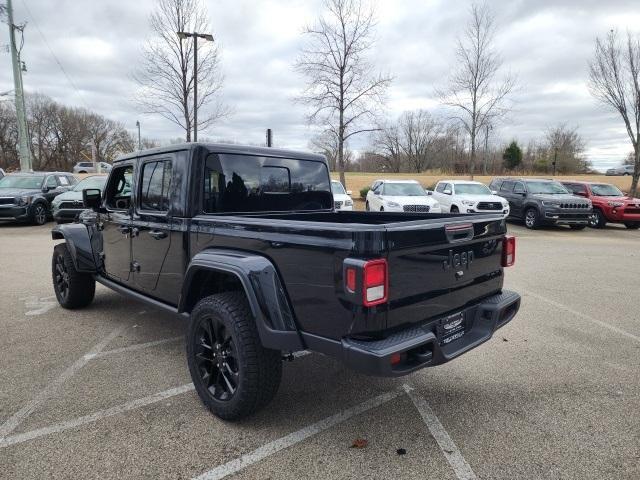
[
  {"left": 489, "top": 179, "right": 502, "bottom": 190},
  {"left": 500, "top": 180, "right": 515, "bottom": 192},
  {"left": 203, "top": 154, "right": 332, "bottom": 213},
  {"left": 139, "top": 160, "right": 172, "bottom": 212},
  {"left": 513, "top": 182, "right": 526, "bottom": 194}
]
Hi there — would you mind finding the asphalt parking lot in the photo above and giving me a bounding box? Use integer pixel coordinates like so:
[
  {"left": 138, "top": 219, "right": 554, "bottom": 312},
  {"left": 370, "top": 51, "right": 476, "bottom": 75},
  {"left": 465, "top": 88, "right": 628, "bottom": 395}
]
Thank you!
[{"left": 1, "top": 221, "right": 639, "bottom": 479}]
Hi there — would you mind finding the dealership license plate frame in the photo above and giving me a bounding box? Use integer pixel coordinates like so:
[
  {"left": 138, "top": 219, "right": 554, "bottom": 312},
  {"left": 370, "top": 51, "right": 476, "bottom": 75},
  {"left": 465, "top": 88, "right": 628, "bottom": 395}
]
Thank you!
[{"left": 437, "top": 311, "right": 466, "bottom": 346}]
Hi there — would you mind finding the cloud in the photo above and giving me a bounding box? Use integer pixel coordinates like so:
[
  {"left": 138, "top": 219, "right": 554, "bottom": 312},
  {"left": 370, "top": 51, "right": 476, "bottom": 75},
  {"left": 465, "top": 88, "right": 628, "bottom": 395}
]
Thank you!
[{"left": 1, "top": 0, "right": 638, "bottom": 170}]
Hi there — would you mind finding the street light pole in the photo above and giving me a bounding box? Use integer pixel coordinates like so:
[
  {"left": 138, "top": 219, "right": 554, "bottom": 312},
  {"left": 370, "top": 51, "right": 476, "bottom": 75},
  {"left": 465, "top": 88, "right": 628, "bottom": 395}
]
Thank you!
[
  {"left": 6, "top": 0, "right": 32, "bottom": 171},
  {"left": 136, "top": 121, "right": 141, "bottom": 150},
  {"left": 177, "top": 31, "right": 214, "bottom": 143}
]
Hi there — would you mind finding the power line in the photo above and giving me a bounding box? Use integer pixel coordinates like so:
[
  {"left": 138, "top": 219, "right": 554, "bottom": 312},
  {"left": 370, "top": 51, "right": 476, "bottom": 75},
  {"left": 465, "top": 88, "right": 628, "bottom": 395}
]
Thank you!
[{"left": 19, "top": 0, "right": 90, "bottom": 109}]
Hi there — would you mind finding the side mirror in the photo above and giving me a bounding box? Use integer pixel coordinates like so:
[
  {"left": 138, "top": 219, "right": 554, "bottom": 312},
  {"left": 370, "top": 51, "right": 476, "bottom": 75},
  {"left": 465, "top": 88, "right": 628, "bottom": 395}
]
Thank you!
[
  {"left": 427, "top": 190, "right": 433, "bottom": 196},
  {"left": 491, "top": 190, "right": 498, "bottom": 195},
  {"left": 443, "top": 189, "right": 452, "bottom": 195},
  {"left": 346, "top": 190, "right": 352, "bottom": 196},
  {"left": 83, "top": 188, "right": 102, "bottom": 210},
  {"left": 42, "top": 187, "right": 50, "bottom": 193}
]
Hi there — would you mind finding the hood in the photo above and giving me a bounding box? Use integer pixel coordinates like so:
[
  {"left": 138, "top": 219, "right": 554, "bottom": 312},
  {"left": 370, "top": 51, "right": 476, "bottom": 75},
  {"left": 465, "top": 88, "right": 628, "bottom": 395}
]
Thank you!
[
  {"left": 383, "top": 195, "right": 438, "bottom": 206},
  {"left": 0, "top": 187, "right": 42, "bottom": 197},
  {"left": 455, "top": 194, "right": 506, "bottom": 204},
  {"left": 333, "top": 193, "right": 352, "bottom": 202},
  {"left": 52, "top": 190, "right": 82, "bottom": 203},
  {"left": 593, "top": 195, "right": 640, "bottom": 205}
]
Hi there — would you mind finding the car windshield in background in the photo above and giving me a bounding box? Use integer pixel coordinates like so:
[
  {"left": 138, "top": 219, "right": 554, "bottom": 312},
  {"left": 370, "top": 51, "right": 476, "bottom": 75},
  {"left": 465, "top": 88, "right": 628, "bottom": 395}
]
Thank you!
[
  {"left": 455, "top": 183, "right": 492, "bottom": 195},
  {"left": 0, "top": 176, "right": 43, "bottom": 189},
  {"left": 383, "top": 183, "right": 426, "bottom": 196},
  {"left": 73, "top": 176, "right": 107, "bottom": 191},
  {"left": 591, "top": 184, "right": 624, "bottom": 196},
  {"left": 525, "top": 181, "right": 569, "bottom": 194},
  {"left": 331, "top": 181, "right": 346, "bottom": 195}
]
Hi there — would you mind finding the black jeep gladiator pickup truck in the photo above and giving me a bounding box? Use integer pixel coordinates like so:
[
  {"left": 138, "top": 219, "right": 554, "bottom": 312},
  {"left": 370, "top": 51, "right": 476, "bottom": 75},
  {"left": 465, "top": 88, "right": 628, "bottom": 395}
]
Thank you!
[{"left": 50, "top": 143, "right": 520, "bottom": 420}]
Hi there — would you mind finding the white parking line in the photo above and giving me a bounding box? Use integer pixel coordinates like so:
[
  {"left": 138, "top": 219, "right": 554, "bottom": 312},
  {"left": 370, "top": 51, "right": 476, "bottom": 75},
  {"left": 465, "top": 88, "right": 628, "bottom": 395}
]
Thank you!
[
  {"left": 192, "top": 389, "right": 402, "bottom": 480},
  {"left": 0, "top": 325, "right": 127, "bottom": 440},
  {"left": 90, "top": 336, "right": 184, "bottom": 359},
  {"left": 522, "top": 289, "right": 640, "bottom": 344},
  {"left": 0, "top": 383, "right": 195, "bottom": 448},
  {"left": 403, "top": 385, "right": 477, "bottom": 480}
]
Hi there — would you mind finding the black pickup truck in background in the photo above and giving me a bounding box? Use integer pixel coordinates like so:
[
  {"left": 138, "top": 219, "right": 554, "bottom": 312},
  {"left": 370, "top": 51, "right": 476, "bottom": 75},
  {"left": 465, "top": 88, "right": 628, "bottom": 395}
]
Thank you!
[{"left": 50, "top": 143, "right": 520, "bottom": 420}]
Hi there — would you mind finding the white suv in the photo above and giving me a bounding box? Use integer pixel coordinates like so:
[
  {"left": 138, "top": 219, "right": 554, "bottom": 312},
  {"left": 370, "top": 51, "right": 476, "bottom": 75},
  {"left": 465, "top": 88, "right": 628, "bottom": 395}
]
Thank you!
[
  {"left": 365, "top": 179, "right": 441, "bottom": 213},
  {"left": 432, "top": 180, "right": 509, "bottom": 216},
  {"left": 331, "top": 180, "right": 354, "bottom": 211}
]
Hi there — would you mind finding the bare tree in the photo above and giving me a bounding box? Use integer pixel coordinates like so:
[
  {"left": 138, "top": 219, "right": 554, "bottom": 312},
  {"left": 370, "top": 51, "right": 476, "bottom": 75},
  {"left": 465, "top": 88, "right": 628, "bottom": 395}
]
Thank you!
[
  {"left": 295, "top": 0, "right": 392, "bottom": 187},
  {"left": 544, "top": 124, "right": 588, "bottom": 174},
  {"left": 309, "top": 131, "right": 354, "bottom": 171},
  {"left": 437, "top": 3, "right": 515, "bottom": 179},
  {"left": 134, "top": 0, "right": 227, "bottom": 141},
  {"left": 589, "top": 30, "right": 640, "bottom": 195},
  {"left": 373, "top": 121, "right": 403, "bottom": 173},
  {"left": 398, "top": 110, "right": 444, "bottom": 172}
]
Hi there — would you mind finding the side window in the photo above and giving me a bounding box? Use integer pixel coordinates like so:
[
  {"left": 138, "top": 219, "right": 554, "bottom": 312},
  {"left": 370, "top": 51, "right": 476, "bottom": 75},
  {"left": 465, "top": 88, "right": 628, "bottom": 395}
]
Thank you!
[
  {"left": 489, "top": 179, "right": 501, "bottom": 190},
  {"left": 501, "top": 180, "right": 515, "bottom": 192},
  {"left": 442, "top": 183, "right": 452, "bottom": 194},
  {"left": 106, "top": 165, "right": 134, "bottom": 210},
  {"left": 139, "top": 160, "right": 172, "bottom": 212},
  {"left": 373, "top": 183, "right": 383, "bottom": 194},
  {"left": 570, "top": 184, "right": 586, "bottom": 195},
  {"left": 45, "top": 176, "right": 57, "bottom": 189},
  {"left": 513, "top": 182, "right": 525, "bottom": 194},
  {"left": 57, "top": 175, "right": 70, "bottom": 186},
  {"left": 371, "top": 181, "right": 381, "bottom": 192},
  {"left": 435, "top": 183, "right": 445, "bottom": 193}
]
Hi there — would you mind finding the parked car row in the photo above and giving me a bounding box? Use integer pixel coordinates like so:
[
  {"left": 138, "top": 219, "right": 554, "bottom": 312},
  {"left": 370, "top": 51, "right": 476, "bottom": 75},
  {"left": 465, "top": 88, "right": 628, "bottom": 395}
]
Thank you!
[
  {"left": 0, "top": 171, "right": 107, "bottom": 225},
  {"left": 355, "top": 176, "right": 640, "bottom": 231}
]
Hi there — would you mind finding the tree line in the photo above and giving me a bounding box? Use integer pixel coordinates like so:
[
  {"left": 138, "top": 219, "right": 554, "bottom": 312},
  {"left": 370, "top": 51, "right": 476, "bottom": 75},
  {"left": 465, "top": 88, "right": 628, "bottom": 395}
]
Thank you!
[{"left": 0, "top": 94, "right": 156, "bottom": 172}]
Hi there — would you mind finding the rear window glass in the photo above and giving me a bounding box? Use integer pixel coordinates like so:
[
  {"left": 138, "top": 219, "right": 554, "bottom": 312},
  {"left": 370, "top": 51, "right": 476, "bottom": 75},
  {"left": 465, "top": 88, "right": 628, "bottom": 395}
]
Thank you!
[{"left": 203, "top": 154, "right": 332, "bottom": 213}]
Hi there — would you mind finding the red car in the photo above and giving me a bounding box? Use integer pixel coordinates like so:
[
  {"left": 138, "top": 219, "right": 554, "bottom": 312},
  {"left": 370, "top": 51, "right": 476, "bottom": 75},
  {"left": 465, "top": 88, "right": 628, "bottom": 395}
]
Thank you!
[{"left": 561, "top": 181, "right": 640, "bottom": 229}]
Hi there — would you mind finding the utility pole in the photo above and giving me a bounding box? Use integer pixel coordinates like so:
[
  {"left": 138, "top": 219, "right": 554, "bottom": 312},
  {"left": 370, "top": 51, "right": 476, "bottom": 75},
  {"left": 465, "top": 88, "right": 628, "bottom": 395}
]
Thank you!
[
  {"left": 177, "top": 31, "right": 214, "bottom": 143},
  {"left": 136, "top": 120, "right": 141, "bottom": 150},
  {"left": 6, "top": 0, "right": 32, "bottom": 171},
  {"left": 266, "top": 128, "right": 273, "bottom": 147},
  {"left": 482, "top": 123, "right": 492, "bottom": 176},
  {"left": 552, "top": 147, "right": 558, "bottom": 177}
]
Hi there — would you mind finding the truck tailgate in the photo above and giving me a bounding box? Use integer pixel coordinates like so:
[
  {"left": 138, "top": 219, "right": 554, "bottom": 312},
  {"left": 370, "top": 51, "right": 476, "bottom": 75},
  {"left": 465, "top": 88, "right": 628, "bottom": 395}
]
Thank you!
[{"left": 384, "top": 215, "right": 506, "bottom": 330}]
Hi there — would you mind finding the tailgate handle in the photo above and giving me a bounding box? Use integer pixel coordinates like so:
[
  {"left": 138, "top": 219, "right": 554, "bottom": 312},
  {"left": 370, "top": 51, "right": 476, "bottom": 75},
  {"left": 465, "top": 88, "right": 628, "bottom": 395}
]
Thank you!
[{"left": 445, "top": 223, "right": 474, "bottom": 243}]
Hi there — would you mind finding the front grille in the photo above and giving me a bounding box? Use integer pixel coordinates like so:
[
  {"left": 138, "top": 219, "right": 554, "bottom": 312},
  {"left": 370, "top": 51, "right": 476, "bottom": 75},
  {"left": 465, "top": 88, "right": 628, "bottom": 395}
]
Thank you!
[
  {"left": 551, "top": 213, "right": 591, "bottom": 219},
  {"left": 58, "top": 201, "right": 83, "bottom": 209},
  {"left": 334, "top": 201, "right": 343, "bottom": 209},
  {"left": 477, "top": 202, "right": 503, "bottom": 210},
  {"left": 403, "top": 205, "right": 430, "bottom": 213},
  {"left": 560, "top": 202, "right": 590, "bottom": 209},
  {"left": 0, "top": 197, "right": 15, "bottom": 205}
]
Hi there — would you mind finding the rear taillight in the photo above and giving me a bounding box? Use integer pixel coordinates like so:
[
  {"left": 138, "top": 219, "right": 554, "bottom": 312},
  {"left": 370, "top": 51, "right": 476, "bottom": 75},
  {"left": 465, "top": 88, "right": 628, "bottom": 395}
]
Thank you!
[
  {"left": 363, "top": 259, "right": 388, "bottom": 306},
  {"left": 502, "top": 235, "right": 516, "bottom": 267}
]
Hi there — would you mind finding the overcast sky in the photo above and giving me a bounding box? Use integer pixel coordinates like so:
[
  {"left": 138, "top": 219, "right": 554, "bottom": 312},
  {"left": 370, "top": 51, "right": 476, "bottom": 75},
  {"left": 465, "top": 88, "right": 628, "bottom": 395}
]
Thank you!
[{"left": 2, "top": 0, "right": 639, "bottom": 170}]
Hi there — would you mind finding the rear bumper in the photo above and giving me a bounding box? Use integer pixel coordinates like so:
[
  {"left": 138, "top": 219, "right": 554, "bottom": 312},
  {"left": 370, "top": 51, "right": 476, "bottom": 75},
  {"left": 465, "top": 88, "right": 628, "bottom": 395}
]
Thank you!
[{"left": 301, "top": 290, "right": 521, "bottom": 377}]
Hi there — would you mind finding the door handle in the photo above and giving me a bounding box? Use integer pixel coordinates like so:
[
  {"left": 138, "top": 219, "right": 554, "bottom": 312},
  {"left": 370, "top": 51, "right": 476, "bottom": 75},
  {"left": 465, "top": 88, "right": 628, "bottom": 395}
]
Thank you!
[{"left": 149, "top": 230, "right": 167, "bottom": 240}]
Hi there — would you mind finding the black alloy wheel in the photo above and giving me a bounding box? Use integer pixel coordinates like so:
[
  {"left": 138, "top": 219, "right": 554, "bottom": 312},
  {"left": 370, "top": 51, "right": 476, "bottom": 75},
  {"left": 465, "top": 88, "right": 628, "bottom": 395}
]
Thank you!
[
  {"left": 195, "top": 315, "right": 240, "bottom": 401},
  {"left": 524, "top": 208, "right": 539, "bottom": 229},
  {"left": 33, "top": 203, "right": 47, "bottom": 225},
  {"left": 53, "top": 251, "right": 70, "bottom": 302}
]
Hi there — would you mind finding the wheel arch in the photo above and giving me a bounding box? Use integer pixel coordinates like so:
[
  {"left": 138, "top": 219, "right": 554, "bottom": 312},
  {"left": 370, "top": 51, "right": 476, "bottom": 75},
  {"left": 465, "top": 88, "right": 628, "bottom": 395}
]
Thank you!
[
  {"left": 179, "top": 249, "right": 304, "bottom": 351},
  {"left": 51, "top": 224, "right": 98, "bottom": 272}
]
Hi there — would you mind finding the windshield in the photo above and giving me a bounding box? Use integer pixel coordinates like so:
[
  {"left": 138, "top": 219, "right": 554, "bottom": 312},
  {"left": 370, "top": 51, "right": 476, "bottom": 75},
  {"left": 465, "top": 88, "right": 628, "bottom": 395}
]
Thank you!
[
  {"left": 73, "top": 176, "right": 107, "bottom": 192},
  {"left": 0, "top": 175, "right": 43, "bottom": 189},
  {"left": 591, "top": 184, "right": 623, "bottom": 197},
  {"left": 525, "top": 181, "right": 569, "bottom": 194},
  {"left": 383, "top": 182, "right": 426, "bottom": 196},
  {"left": 455, "top": 183, "right": 491, "bottom": 195},
  {"left": 331, "top": 181, "right": 346, "bottom": 195}
]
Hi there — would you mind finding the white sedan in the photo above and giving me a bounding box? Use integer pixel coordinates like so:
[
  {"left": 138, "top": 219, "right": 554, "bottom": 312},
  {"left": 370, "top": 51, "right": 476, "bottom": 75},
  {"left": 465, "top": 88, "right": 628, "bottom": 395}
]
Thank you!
[
  {"left": 365, "top": 179, "right": 441, "bottom": 213},
  {"left": 331, "top": 180, "right": 354, "bottom": 211},
  {"left": 432, "top": 180, "right": 509, "bottom": 216}
]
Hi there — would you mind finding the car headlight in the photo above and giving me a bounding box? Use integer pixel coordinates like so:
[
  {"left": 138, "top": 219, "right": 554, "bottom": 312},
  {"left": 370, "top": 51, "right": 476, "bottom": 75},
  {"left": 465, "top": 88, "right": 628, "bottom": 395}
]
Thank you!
[
  {"left": 386, "top": 201, "right": 401, "bottom": 207},
  {"left": 461, "top": 200, "right": 475, "bottom": 206},
  {"left": 502, "top": 202, "right": 509, "bottom": 208},
  {"left": 541, "top": 201, "right": 561, "bottom": 207},
  {"left": 16, "top": 195, "right": 32, "bottom": 206},
  {"left": 608, "top": 201, "right": 624, "bottom": 207},
  {"left": 345, "top": 199, "right": 353, "bottom": 206}
]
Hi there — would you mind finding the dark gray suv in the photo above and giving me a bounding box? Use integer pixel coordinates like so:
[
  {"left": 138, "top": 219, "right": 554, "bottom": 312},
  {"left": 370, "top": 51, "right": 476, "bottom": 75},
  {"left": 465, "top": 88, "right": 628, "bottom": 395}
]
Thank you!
[{"left": 489, "top": 178, "right": 592, "bottom": 230}]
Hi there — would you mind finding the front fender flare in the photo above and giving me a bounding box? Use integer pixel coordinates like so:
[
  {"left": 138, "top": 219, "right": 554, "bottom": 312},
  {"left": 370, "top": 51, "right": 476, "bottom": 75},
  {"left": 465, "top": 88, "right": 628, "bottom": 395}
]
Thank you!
[
  {"left": 179, "top": 249, "right": 304, "bottom": 351},
  {"left": 51, "top": 223, "right": 97, "bottom": 273}
]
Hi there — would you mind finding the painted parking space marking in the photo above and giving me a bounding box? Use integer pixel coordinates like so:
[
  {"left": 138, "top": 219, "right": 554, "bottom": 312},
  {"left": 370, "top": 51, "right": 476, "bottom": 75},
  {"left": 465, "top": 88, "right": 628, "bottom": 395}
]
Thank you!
[
  {"left": 192, "top": 389, "right": 403, "bottom": 480},
  {"left": 0, "top": 325, "right": 127, "bottom": 440},
  {"left": 522, "top": 289, "right": 640, "bottom": 344},
  {"left": 404, "top": 385, "right": 477, "bottom": 480},
  {"left": 0, "top": 383, "right": 195, "bottom": 449},
  {"left": 90, "top": 335, "right": 184, "bottom": 359},
  {"left": 21, "top": 295, "right": 58, "bottom": 316}
]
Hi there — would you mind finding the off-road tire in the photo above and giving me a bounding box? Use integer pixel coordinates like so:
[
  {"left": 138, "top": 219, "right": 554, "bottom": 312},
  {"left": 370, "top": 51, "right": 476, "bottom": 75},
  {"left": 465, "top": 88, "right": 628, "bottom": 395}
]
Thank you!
[
  {"left": 624, "top": 222, "right": 640, "bottom": 230},
  {"left": 589, "top": 209, "right": 607, "bottom": 228},
  {"left": 524, "top": 208, "right": 541, "bottom": 229},
  {"left": 187, "top": 292, "right": 282, "bottom": 420},
  {"left": 52, "top": 243, "right": 96, "bottom": 309}
]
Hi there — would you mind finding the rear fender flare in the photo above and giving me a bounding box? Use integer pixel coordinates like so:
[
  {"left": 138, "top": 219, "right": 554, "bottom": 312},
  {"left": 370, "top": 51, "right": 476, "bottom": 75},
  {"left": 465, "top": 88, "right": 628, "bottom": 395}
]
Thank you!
[
  {"left": 179, "top": 249, "right": 303, "bottom": 351},
  {"left": 51, "top": 224, "right": 97, "bottom": 272}
]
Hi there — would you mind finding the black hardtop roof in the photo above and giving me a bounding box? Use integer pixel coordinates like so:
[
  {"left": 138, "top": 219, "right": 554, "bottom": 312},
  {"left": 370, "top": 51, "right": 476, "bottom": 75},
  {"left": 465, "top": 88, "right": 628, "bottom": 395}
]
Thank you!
[{"left": 114, "top": 142, "right": 327, "bottom": 164}]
